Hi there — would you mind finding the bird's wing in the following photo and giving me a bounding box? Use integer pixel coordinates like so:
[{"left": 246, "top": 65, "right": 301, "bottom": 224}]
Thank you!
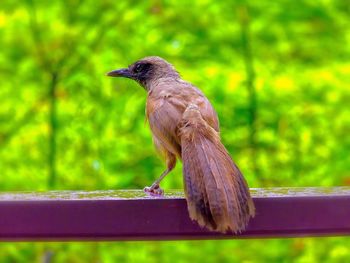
[
  {"left": 146, "top": 81, "right": 220, "bottom": 157},
  {"left": 196, "top": 95, "right": 220, "bottom": 132},
  {"left": 146, "top": 95, "right": 183, "bottom": 158},
  {"left": 175, "top": 82, "right": 220, "bottom": 132}
]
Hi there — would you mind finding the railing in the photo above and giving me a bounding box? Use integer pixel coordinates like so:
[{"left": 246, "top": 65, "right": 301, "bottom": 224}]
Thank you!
[{"left": 0, "top": 187, "right": 349, "bottom": 241}]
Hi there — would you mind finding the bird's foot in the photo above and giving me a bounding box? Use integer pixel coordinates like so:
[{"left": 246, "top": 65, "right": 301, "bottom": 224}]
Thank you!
[{"left": 144, "top": 184, "right": 164, "bottom": 196}]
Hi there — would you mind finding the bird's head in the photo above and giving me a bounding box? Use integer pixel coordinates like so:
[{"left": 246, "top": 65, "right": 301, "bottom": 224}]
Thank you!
[{"left": 107, "top": 56, "right": 179, "bottom": 90}]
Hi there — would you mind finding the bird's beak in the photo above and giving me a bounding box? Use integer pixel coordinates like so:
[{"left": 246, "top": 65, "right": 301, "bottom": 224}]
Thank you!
[{"left": 106, "top": 68, "right": 133, "bottom": 78}]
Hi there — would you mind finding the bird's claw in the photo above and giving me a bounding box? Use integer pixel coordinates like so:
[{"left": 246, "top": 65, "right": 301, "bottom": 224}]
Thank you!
[{"left": 144, "top": 184, "right": 164, "bottom": 196}]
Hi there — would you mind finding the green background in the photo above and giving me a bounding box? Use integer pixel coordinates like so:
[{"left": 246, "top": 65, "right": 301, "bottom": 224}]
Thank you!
[{"left": 0, "top": 0, "right": 349, "bottom": 262}]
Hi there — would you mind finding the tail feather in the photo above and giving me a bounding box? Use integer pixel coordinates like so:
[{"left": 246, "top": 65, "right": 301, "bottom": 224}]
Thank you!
[{"left": 178, "top": 105, "right": 255, "bottom": 233}]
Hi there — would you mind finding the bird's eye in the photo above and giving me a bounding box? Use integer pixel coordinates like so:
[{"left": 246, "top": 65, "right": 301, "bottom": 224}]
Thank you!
[
  {"left": 134, "top": 63, "right": 152, "bottom": 74},
  {"left": 134, "top": 63, "right": 144, "bottom": 73}
]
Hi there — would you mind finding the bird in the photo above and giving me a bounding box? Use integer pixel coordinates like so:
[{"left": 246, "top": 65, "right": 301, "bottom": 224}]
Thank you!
[{"left": 107, "top": 56, "right": 255, "bottom": 233}]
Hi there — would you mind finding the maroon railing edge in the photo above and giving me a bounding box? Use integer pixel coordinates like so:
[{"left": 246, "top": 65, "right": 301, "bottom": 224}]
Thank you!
[{"left": 0, "top": 187, "right": 350, "bottom": 241}]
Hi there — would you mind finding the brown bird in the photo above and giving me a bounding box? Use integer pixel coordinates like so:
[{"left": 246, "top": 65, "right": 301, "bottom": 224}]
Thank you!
[{"left": 107, "top": 56, "right": 255, "bottom": 233}]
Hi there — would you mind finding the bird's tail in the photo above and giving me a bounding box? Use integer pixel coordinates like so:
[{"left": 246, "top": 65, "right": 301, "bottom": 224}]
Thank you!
[{"left": 178, "top": 104, "right": 255, "bottom": 233}]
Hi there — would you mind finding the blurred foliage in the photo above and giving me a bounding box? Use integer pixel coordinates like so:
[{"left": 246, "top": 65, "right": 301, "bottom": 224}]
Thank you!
[{"left": 0, "top": 0, "right": 349, "bottom": 262}]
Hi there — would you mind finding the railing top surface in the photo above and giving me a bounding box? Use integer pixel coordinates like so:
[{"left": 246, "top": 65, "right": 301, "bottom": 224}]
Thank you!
[{"left": 0, "top": 187, "right": 349, "bottom": 201}]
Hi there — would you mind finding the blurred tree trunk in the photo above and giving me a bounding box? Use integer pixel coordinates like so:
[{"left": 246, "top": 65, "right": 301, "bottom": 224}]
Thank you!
[{"left": 238, "top": 5, "right": 259, "bottom": 177}]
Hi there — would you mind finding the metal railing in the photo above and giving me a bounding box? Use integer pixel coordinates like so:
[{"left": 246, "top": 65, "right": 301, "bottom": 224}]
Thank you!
[{"left": 0, "top": 187, "right": 349, "bottom": 241}]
